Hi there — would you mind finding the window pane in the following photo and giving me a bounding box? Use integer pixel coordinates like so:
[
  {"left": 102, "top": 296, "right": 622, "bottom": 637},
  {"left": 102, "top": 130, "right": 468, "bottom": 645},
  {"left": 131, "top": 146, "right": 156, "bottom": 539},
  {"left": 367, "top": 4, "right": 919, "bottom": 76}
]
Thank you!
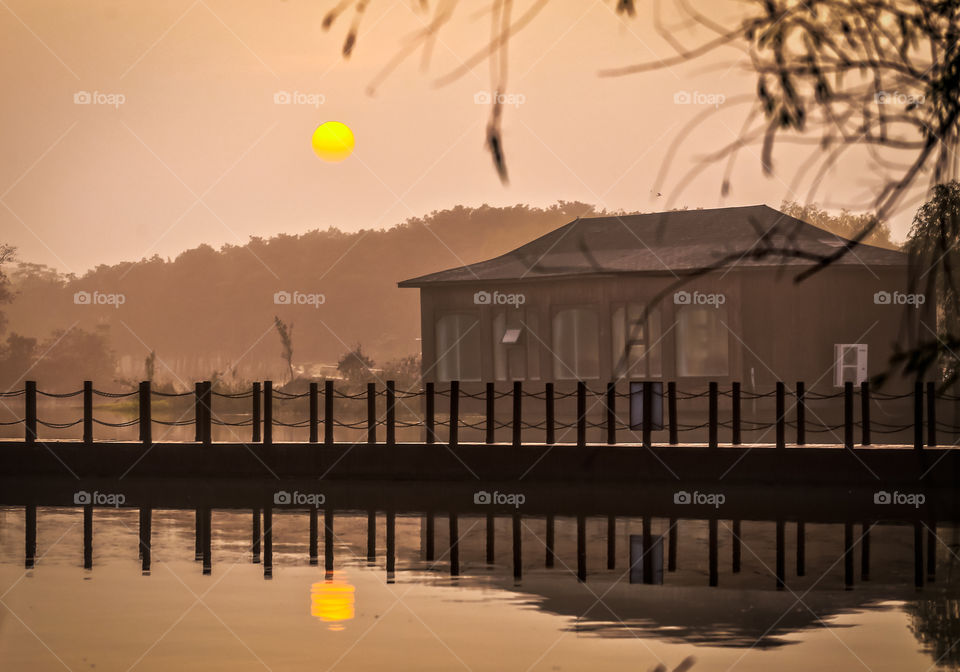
[
  {"left": 676, "top": 305, "right": 729, "bottom": 377},
  {"left": 554, "top": 308, "right": 599, "bottom": 380},
  {"left": 436, "top": 313, "right": 481, "bottom": 382}
]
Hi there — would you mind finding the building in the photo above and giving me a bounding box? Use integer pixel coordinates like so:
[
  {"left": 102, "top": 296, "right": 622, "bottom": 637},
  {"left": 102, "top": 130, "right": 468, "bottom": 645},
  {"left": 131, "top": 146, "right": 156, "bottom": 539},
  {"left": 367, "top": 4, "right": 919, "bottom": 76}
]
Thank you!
[{"left": 399, "top": 205, "right": 925, "bottom": 393}]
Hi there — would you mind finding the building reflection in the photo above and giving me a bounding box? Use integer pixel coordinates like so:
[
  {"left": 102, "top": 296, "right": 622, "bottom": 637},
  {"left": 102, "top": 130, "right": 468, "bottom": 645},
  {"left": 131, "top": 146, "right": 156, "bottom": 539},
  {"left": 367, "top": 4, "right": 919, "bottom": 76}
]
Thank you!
[{"left": 310, "top": 573, "right": 356, "bottom": 631}]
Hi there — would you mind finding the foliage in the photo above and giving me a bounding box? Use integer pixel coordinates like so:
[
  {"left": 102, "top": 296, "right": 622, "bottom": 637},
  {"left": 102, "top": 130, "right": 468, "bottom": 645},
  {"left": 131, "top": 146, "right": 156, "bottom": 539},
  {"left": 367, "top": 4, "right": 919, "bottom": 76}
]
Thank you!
[
  {"left": 337, "top": 344, "right": 375, "bottom": 381},
  {"left": 273, "top": 316, "right": 294, "bottom": 383},
  {"left": 780, "top": 202, "right": 898, "bottom": 249}
]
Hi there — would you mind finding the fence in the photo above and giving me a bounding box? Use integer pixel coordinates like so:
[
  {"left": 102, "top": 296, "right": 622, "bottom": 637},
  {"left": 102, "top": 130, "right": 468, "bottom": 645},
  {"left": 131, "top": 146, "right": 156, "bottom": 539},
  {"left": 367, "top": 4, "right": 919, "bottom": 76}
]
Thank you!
[{"left": 1, "top": 379, "right": 958, "bottom": 449}]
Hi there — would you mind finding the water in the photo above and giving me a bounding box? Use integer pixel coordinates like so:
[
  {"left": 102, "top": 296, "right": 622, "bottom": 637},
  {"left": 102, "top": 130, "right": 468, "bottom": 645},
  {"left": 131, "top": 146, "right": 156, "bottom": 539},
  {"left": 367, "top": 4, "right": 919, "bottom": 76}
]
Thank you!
[{"left": 1, "top": 497, "right": 958, "bottom": 671}]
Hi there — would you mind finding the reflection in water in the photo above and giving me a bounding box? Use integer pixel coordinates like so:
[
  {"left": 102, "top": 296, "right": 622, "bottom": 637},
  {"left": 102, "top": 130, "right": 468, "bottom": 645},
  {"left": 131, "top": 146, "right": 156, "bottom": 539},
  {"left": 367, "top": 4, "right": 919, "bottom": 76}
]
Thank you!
[
  {"left": 310, "top": 573, "right": 356, "bottom": 631},
  {"left": 908, "top": 598, "right": 960, "bottom": 671}
]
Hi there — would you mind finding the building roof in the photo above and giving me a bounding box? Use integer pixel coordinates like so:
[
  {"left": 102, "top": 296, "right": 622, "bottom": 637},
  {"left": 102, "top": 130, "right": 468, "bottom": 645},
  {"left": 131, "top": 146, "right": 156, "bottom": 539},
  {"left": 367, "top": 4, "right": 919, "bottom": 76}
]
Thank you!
[{"left": 398, "top": 205, "right": 907, "bottom": 287}]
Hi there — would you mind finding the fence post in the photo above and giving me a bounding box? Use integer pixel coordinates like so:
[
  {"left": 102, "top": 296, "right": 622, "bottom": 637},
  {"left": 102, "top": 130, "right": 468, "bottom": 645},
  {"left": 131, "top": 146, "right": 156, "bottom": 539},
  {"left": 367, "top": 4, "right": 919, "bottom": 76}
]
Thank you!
[
  {"left": 449, "top": 381, "right": 459, "bottom": 447},
  {"left": 367, "top": 382, "right": 377, "bottom": 444},
  {"left": 83, "top": 381, "right": 93, "bottom": 444},
  {"left": 139, "top": 381, "right": 151, "bottom": 444},
  {"left": 927, "top": 381, "right": 937, "bottom": 447},
  {"left": 485, "top": 382, "right": 495, "bottom": 444},
  {"left": 606, "top": 382, "right": 616, "bottom": 445},
  {"left": 324, "top": 380, "right": 334, "bottom": 445},
  {"left": 914, "top": 381, "right": 924, "bottom": 452},
  {"left": 668, "top": 381, "right": 678, "bottom": 445},
  {"left": 194, "top": 382, "right": 203, "bottom": 442},
  {"left": 796, "top": 382, "right": 806, "bottom": 446},
  {"left": 642, "top": 380, "right": 653, "bottom": 448},
  {"left": 252, "top": 382, "right": 261, "bottom": 443},
  {"left": 545, "top": 383, "right": 555, "bottom": 445},
  {"left": 844, "top": 381, "right": 854, "bottom": 449},
  {"left": 202, "top": 381, "right": 212, "bottom": 445},
  {"left": 708, "top": 382, "right": 718, "bottom": 448},
  {"left": 386, "top": 380, "right": 396, "bottom": 445},
  {"left": 861, "top": 381, "right": 871, "bottom": 446},
  {"left": 425, "top": 382, "right": 435, "bottom": 444},
  {"left": 731, "top": 381, "right": 741, "bottom": 445},
  {"left": 512, "top": 381, "right": 522, "bottom": 448},
  {"left": 263, "top": 380, "right": 273, "bottom": 445},
  {"left": 25, "top": 381, "right": 37, "bottom": 444},
  {"left": 576, "top": 382, "right": 586, "bottom": 447},
  {"left": 775, "top": 381, "right": 785, "bottom": 449},
  {"left": 309, "top": 382, "right": 319, "bottom": 443}
]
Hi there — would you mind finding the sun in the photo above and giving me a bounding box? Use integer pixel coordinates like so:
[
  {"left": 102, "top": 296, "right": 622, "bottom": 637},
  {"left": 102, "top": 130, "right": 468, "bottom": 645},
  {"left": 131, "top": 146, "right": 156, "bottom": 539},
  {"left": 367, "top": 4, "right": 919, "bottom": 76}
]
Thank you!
[{"left": 312, "top": 121, "right": 355, "bottom": 162}]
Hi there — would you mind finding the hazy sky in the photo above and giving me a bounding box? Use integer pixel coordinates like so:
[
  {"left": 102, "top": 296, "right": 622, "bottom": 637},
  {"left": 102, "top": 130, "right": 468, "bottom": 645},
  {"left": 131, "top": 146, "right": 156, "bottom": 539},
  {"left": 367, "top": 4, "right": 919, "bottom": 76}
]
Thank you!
[{"left": 0, "top": 0, "right": 920, "bottom": 274}]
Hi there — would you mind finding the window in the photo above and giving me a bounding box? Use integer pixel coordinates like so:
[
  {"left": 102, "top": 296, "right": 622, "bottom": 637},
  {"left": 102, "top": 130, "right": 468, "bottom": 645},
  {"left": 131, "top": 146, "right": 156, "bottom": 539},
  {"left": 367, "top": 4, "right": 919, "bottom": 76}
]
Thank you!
[
  {"left": 675, "top": 305, "right": 729, "bottom": 377},
  {"left": 612, "top": 303, "right": 662, "bottom": 378},
  {"left": 834, "top": 344, "right": 868, "bottom": 386},
  {"left": 552, "top": 308, "right": 599, "bottom": 380},
  {"left": 435, "top": 313, "right": 482, "bottom": 382},
  {"left": 493, "top": 310, "right": 527, "bottom": 381}
]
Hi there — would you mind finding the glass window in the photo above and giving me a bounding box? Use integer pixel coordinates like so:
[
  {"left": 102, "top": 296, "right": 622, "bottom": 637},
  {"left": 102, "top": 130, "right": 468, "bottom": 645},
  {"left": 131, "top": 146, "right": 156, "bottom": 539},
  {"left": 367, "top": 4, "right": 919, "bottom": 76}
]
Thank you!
[
  {"left": 493, "top": 309, "right": 526, "bottom": 381},
  {"left": 612, "top": 303, "right": 662, "bottom": 378},
  {"left": 435, "top": 313, "right": 482, "bottom": 382},
  {"left": 552, "top": 308, "right": 599, "bottom": 380},
  {"left": 676, "top": 305, "right": 729, "bottom": 377},
  {"left": 834, "top": 344, "right": 868, "bottom": 386}
]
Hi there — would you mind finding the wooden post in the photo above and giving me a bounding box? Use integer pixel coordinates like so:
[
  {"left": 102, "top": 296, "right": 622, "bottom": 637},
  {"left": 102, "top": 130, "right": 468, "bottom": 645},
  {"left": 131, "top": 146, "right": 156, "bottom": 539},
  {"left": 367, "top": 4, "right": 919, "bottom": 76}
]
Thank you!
[
  {"left": 485, "top": 382, "right": 495, "bottom": 444},
  {"left": 576, "top": 382, "right": 586, "bottom": 447},
  {"left": 576, "top": 514, "right": 586, "bottom": 582},
  {"left": 796, "top": 521, "right": 806, "bottom": 576},
  {"left": 386, "top": 511, "right": 396, "bottom": 578},
  {"left": 668, "top": 381, "right": 678, "bottom": 445},
  {"left": 606, "top": 382, "right": 616, "bottom": 445},
  {"left": 194, "top": 382, "right": 203, "bottom": 442},
  {"left": 139, "top": 507, "right": 151, "bottom": 574},
  {"left": 708, "top": 518, "right": 718, "bottom": 587},
  {"left": 927, "top": 381, "right": 937, "bottom": 447},
  {"left": 425, "top": 382, "right": 436, "bottom": 444},
  {"left": 776, "top": 519, "right": 785, "bottom": 590},
  {"left": 545, "top": 514, "right": 555, "bottom": 568},
  {"left": 796, "top": 381, "right": 806, "bottom": 445},
  {"left": 367, "top": 510, "right": 376, "bottom": 564},
  {"left": 732, "top": 520, "right": 741, "bottom": 573},
  {"left": 83, "top": 505, "right": 93, "bottom": 570},
  {"left": 252, "top": 382, "right": 261, "bottom": 443},
  {"left": 449, "top": 381, "right": 459, "bottom": 447},
  {"left": 607, "top": 515, "right": 616, "bottom": 570},
  {"left": 844, "top": 381, "right": 854, "bottom": 449},
  {"left": 263, "top": 380, "right": 273, "bottom": 445},
  {"left": 512, "top": 381, "right": 522, "bottom": 447},
  {"left": 545, "top": 383, "right": 555, "bottom": 445},
  {"left": 386, "top": 380, "right": 396, "bottom": 445},
  {"left": 83, "top": 381, "right": 93, "bottom": 443},
  {"left": 139, "top": 381, "right": 151, "bottom": 444},
  {"left": 775, "top": 382, "right": 785, "bottom": 449},
  {"left": 25, "top": 504, "right": 36, "bottom": 569},
  {"left": 194, "top": 508, "right": 202, "bottom": 561},
  {"left": 424, "top": 512, "right": 435, "bottom": 562},
  {"left": 448, "top": 513, "right": 459, "bottom": 576},
  {"left": 202, "top": 506, "right": 212, "bottom": 575},
  {"left": 861, "top": 522, "right": 871, "bottom": 581},
  {"left": 263, "top": 505, "right": 273, "bottom": 579},
  {"left": 709, "top": 381, "right": 718, "bottom": 448},
  {"left": 861, "top": 381, "right": 871, "bottom": 446},
  {"left": 512, "top": 513, "right": 522, "bottom": 581},
  {"left": 914, "top": 521, "right": 924, "bottom": 589},
  {"left": 668, "top": 518, "right": 677, "bottom": 572},
  {"left": 485, "top": 513, "right": 495, "bottom": 565},
  {"left": 252, "top": 508, "right": 261, "bottom": 564},
  {"left": 309, "top": 382, "right": 319, "bottom": 443},
  {"left": 324, "top": 380, "right": 334, "bottom": 445},
  {"left": 309, "top": 509, "right": 318, "bottom": 565},
  {"left": 324, "top": 509, "right": 334, "bottom": 575},
  {"left": 844, "top": 522, "right": 854, "bottom": 590},
  {"left": 366, "top": 382, "right": 376, "bottom": 444},
  {"left": 25, "top": 381, "right": 37, "bottom": 444},
  {"left": 731, "top": 381, "right": 741, "bottom": 445},
  {"left": 643, "top": 380, "right": 653, "bottom": 448},
  {"left": 914, "top": 381, "right": 924, "bottom": 452}
]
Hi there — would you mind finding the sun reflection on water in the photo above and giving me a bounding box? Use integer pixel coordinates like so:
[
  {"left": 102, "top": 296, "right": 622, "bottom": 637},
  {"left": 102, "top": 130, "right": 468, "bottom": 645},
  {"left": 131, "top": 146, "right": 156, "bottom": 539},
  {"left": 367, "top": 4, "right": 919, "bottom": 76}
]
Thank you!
[{"left": 310, "top": 574, "right": 356, "bottom": 631}]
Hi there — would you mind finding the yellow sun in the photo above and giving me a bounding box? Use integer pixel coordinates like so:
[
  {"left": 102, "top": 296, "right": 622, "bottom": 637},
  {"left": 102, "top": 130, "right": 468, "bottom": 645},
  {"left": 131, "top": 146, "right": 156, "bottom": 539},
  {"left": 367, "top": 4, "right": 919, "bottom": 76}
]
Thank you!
[{"left": 311, "top": 121, "right": 355, "bottom": 162}]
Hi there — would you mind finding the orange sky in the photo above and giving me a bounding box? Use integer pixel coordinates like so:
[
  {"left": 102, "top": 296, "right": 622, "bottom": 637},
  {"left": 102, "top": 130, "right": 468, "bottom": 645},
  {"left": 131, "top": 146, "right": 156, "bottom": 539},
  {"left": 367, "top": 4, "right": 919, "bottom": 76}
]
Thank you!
[{"left": 0, "top": 0, "right": 920, "bottom": 274}]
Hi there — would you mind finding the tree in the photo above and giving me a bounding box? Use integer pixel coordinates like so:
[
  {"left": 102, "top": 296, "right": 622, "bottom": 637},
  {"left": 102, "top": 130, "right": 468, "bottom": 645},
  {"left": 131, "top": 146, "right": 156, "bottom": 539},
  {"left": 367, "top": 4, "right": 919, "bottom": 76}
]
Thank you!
[
  {"left": 144, "top": 351, "right": 156, "bottom": 381},
  {"left": 779, "top": 202, "right": 898, "bottom": 249},
  {"left": 273, "top": 316, "right": 294, "bottom": 383},
  {"left": 0, "top": 245, "right": 15, "bottom": 337},
  {"left": 337, "top": 344, "right": 375, "bottom": 381}
]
